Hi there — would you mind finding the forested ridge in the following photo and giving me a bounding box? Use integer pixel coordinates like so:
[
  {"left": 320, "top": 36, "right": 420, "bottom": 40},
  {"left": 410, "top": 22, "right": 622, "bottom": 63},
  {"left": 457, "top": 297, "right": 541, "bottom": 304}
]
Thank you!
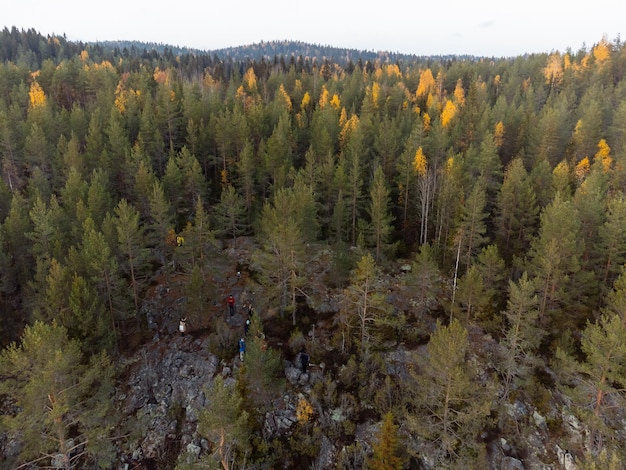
[{"left": 1, "top": 26, "right": 626, "bottom": 469}]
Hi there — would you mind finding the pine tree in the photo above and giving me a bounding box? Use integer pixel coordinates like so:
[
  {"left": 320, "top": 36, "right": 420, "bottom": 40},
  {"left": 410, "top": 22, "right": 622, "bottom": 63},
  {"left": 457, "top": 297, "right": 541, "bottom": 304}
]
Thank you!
[
  {"left": 367, "top": 166, "right": 394, "bottom": 260},
  {"left": 340, "top": 253, "right": 391, "bottom": 353},
  {"left": 595, "top": 193, "right": 626, "bottom": 289},
  {"left": 79, "top": 217, "right": 122, "bottom": 352},
  {"left": 408, "top": 319, "right": 493, "bottom": 467},
  {"left": 196, "top": 375, "right": 251, "bottom": 470},
  {"left": 500, "top": 272, "right": 543, "bottom": 400},
  {"left": 253, "top": 207, "right": 306, "bottom": 324},
  {"left": 404, "top": 243, "right": 443, "bottom": 319},
  {"left": 494, "top": 157, "right": 539, "bottom": 261},
  {"left": 0, "top": 321, "right": 117, "bottom": 469},
  {"left": 113, "top": 199, "right": 149, "bottom": 318},
  {"left": 454, "top": 179, "right": 489, "bottom": 271},
  {"left": 366, "top": 412, "right": 404, "bottom": 470},
  {"left": 556, "top": 313, "right": 626, "bottom": 455},
  {"left": 526, "top": 193, "right": 583, "bottom": 326},
  {"left": 213, "top": 184, "right": 248, "bottom": 246}
]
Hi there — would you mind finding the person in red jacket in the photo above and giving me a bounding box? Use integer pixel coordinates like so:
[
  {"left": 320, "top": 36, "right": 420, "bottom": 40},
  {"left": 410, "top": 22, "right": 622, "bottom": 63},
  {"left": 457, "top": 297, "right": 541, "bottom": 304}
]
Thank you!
[{"left": 228, "top": 294, "right": 235, "bottom": 316}]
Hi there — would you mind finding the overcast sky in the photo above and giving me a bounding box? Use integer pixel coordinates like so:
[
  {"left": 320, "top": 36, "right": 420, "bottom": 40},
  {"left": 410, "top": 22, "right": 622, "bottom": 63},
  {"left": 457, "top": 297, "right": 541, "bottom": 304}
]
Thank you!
[{"left": 3, "top": 0, "right": 624, "bottom": 57}]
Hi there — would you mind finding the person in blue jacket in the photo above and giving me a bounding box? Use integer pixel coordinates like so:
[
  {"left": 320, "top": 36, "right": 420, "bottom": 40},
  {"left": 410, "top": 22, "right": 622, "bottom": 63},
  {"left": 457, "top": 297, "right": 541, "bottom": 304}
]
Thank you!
[{"left": 239, "top": 337, "right": 246, "bottom": 361}]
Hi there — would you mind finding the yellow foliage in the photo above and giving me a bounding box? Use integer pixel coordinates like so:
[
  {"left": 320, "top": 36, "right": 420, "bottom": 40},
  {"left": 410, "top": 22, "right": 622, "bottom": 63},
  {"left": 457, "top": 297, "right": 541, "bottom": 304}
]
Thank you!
[
  {"left": 203, "top": 73, "right": 217, "bottom": 90},
  {"left": 425, "top": 93, "right": 433, "bottom": 110},
  {"left": 339, "top": 107, "right": 348, "bottom": 127},
  {"left": 575, "top": 157, "right": 590, "bottom": 182},
  {"left": 28, "top": 81, "right": 46, "bottom": 109},
  {"left": 296, "top": 112, "right": 304, "bottom": 128},
  {"left": 580, "top": 53, "right": 591, "bottom": 69},
  {"left": 595, "top": 139, "right": 613, "bottom": 172},
  {"left": 236, "top": 85, "right": 246, "bottom": 100},
  {"left": 301, "top": 91, "right": 311, "bottom": 110},
  {"left": 593, "top": 37, "right": 611, "bottom": 64},
  {"left": 221, "top": 168, "right": 229, "bottom": 187},
  {"left": 368, "top": 82, "right": 380, "bottom": 109},
  {"left": 416, "top": 68, "right": 435, "bottom": 98},
  {"left": 374, "top": 66, "right": 383, "bottom": 81},
  {"left": 494, "top": 74, "right": 501, "bottom": 88},
  {"left": 554, "top": 160, "right": 572, "bottom": 188},
  {"left": 340, "top": 114, "right": 360, "bottom": 147},
  {"left": 453, "top": 79, "right": 465, "bottom": 105},
  {"left": 494, "top": 121, "right": 505, "bottom": 148},
  {"left": 441, "top": 100, "right": 457, "bottom": 128},
  {"left": 80, "top": 50, "right": 89, "bottom": 62},
  {"left": 277, "top": 84, "right": 293, "bottom": 111},
  {"left": 330, "top": 93, "right": 341, "bottom": 110},
  {"left": 445, "top": 156, "right": 455, "bottom": 175},
  {"left": 244, "top": 67, "right": 257, "bottom": 92},
  {"left": 318, "top": 86, "right": 329, "bottom": 108},
  {"left": 544, "top": 53, "right": 564, "bottom": 85},
  {"left": 296, "top": 397, "right": 314, "bottom": 423},
  {"left": 413, "top": 147, "right": 427, "bottom": 176},
  {"left": 385, "top": 63, "right": 402, "bottom": 78},
  {"left": 564, "top": 54, "right": 572, "bottom": 70},
  {"left": 422, "top": 113, "right": 431, "bottom": 131},
  {"left": 92, "top": 60, "right": 113, "bottom": 71}
]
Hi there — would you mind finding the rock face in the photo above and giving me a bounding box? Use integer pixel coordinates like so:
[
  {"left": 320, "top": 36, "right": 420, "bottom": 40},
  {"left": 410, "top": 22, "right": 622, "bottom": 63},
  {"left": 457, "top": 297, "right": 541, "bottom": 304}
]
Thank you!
[{"left": 118, "top": 333, "right": 219, "bottom": 466}]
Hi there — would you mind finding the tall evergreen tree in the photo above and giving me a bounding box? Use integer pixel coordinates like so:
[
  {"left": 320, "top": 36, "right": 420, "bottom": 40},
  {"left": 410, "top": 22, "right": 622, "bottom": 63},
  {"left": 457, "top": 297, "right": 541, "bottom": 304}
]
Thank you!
[
  {"left": 367, "top": 166, "right": 395, "bottom": 260},
  {"left": 499, "top": 272, "right": 543, "bottom": 400},
  {"left": 113, "top": 199, "right": 149, "bottom": 318},
  {"left": 0, "top": 321, "right": 117, "bottom": 469},
  {"left": 526, "top": 193, "right": 583, "bottom": 327},
  {"left": 407, "top": 319, "right": 493, "bottom": 467}
]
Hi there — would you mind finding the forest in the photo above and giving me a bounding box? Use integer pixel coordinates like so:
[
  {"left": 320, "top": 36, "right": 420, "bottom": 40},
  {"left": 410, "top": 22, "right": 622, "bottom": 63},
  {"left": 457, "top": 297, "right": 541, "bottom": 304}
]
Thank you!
[{"left": 1, "top": 25, "right": 626, "bottom": 469}]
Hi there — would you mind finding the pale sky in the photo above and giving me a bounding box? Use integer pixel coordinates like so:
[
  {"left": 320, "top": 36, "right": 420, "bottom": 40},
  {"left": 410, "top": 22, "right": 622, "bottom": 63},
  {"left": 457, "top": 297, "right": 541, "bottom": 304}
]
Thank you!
[{"left": 3, "top": 0, "right": 624, "bottom": 57}]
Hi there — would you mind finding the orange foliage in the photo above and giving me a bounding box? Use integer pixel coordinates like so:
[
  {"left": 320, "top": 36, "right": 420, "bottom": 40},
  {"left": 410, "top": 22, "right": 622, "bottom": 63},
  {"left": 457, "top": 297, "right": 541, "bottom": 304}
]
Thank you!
[
  {"left": 575, "top": 157, "right": 590, "bottom": 182},
  {"left": 153, "top": 68, "right": 168, "bottom": 84}
]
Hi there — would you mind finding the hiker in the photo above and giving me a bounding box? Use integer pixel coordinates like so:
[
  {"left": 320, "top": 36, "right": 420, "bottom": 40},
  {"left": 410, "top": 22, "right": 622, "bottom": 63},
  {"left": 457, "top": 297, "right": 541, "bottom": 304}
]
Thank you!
[
  {"left": 228, "top": 294, "right": 235, "bottom": 316},
  {"left": 179, "top": 318, "right": 187, "bottom": 336},
  {"left": 244, "top": 317, "right": 251, "bottom": 335},
  {"left": 239, "top": 337, "right": 246, "bottom": 361},
  {"left": 300, "top": 349, "right": 310, "bottom": 374}
]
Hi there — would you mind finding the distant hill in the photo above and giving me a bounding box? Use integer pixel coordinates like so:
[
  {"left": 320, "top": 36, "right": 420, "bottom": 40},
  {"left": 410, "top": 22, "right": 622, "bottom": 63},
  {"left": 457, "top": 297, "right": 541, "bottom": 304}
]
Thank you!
[
  {"left": 0, "top": 27, "right": 487, "bottom": 69},
  {"left": 91, "top": 39, "right": 478, "bottom": 65}
]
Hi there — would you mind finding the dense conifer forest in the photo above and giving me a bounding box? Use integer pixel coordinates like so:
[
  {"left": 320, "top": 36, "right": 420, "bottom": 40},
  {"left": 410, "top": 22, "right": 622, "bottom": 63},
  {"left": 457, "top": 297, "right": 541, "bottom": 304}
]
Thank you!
[{"left": 1, "top": 26, "right": 626, "bottom": 469}]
